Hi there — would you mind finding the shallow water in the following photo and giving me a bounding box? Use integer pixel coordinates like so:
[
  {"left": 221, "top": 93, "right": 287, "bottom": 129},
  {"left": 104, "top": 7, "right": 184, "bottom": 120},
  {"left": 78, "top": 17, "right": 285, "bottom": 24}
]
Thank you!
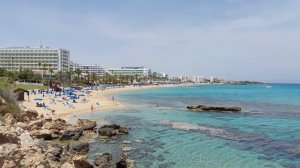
[{"left": 80, "top": 84, "right": 300, "bottom": 168}]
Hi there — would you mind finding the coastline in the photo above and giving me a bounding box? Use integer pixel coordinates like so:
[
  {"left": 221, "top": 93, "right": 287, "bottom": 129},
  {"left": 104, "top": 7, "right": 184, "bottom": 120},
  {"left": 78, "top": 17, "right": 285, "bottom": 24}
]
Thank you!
[{"left": 21, "top": 83, "right": 202, "bottom": 121}]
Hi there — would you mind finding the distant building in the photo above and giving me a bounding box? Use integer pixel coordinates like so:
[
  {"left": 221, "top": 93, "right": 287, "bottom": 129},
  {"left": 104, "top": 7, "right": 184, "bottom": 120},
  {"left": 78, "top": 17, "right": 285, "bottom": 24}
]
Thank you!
[
  {"left": 78, "top": 64, "right": 109, "bottom": 76},
  {"left": 69, "top": 61, "right": 79, "bottom": 71},
  {"left": 210, "top": 77, "right": 225, "bottom": 83},
  {"left": 0, "top": 46, "right": 70, "bottom": 72},
  {"left": 109, "top": 66, "right": 149, "bottom": 77}
]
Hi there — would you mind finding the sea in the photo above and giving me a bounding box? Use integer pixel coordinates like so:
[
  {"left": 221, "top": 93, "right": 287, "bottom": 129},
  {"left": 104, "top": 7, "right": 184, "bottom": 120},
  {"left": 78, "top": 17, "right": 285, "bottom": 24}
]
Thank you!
[{"left": 79, "top": 84, "right": 300, "bottom": 168}]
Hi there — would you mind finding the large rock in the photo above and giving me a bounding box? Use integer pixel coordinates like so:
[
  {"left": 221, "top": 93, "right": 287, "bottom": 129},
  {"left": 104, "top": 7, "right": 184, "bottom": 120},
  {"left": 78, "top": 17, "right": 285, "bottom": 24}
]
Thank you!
[
  {"left": 77, "top": 119, "right": 97, "bottom": 131},
  {"left": 28, "top": 119, "right": 44, "bottom": 130},
  {"left": 101, "top": 124, "right": 120, "bottom": 129},
  {"left": 98, "top": 124, "right": 129, "bottom": 138},
  {"left": 46, "top": 144, "right": 63, "bottom": 161},
  {"left": 73, "top": 156, "right": 93, "bottom": 168},
  {"left": 59, "top": 128, "right": 83, "bottom": 141},
  {"left": 20, "top": 110, "right": 38, "bottom": 121},
  {"left": 187, "top": 105, "right": 241, "bottom": 112},
  {"left": 0, "top": 130, "right": 19, "bottom": 144},
  {"left": 94, "top": 153, "right": 112, "bottom": 168},
  {"left": 43, "top": 118, "right": 69, "bottom": 131},
  {"left": 70, "top": 142, "right": 89, "bottom": 154},
  {"left": 31, "top": 129, "right": 53, "bottom": 140},
  {"left": 98, "top": 128, "right": 117, "bottom": 138}
]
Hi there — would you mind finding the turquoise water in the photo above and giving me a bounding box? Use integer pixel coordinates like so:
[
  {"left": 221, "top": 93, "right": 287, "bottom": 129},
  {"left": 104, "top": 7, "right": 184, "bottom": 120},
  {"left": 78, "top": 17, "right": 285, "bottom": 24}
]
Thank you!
[{"left": 81, "top": 84, "right": 300, "bottom": 168}]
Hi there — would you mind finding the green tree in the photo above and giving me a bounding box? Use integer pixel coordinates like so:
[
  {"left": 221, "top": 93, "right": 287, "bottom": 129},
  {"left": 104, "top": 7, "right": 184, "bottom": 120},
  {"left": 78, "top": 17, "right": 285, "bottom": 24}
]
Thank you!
[{"left": 0, "top": 68, "right": 8, "bottom": 77}]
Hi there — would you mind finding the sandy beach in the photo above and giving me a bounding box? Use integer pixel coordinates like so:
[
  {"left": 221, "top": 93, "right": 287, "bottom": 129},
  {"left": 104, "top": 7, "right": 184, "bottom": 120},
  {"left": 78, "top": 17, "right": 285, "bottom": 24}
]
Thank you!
[{"left": 20, "top": 84, "right": 195, "bottom": 121}]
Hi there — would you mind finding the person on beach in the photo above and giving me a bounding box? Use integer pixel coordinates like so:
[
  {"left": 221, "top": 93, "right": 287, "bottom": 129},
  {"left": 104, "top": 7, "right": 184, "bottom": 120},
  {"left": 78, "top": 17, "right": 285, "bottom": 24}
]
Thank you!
[
  {"left": 112, "top": 96, "right": 115, "bottom": 101},
  {"left": 91, "top": 104, "right": 94, "bottom": 111}
]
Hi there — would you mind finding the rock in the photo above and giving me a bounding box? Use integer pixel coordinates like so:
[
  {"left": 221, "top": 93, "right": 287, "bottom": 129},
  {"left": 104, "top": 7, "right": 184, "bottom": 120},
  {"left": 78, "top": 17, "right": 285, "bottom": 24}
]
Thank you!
[
  {"left": 15, "top": 122, "right": 28, "bottom": 130},
  {"left": 31, "top": 129, "right": 53, "bottom": 140},
  {"left": 28, "top": 119, "right": 44, "bottom": 130},
  {"left": 20, "top": 131, "right": 46, "bottom": 148},
  {"left": 77, "top": 119, "right": 97, "bottom": 131},
  {"left": 100, "top": 124, "right": 120, "bottom": 129},
  {"left": 187, "top": 105, "right": 241, "bottom": 112},
  {"left": 121, "top": 146, "right": 133, "bottom": 152},
  {"left": 73, "top": 156, "right": 93, "bottom": 168},
  {"left": 0, "top": 130, "right": 19, "bottom": 144},
  {"left": 3, "top": 113, "right": 16, "bottom": 125},
  {"left": 43, "top": 119, "right": 69, "bottom": 131},
  {"left": 70, "top": 142, "right": 89, "bottom": 154},
  {"left": 98, "top": 128, "right": 117, "bottom": 138},
  {"left": 122, "top": 140, "right": 131, "bottom": 145},
  {"left": 46, "top": 144, "right": 63, "bottom": 161},
  {"left": 21, "top": 110, "right": 38, "bottom": 121},
  {"left": 94, "top": 153, "right": 112, "bottom": 167},
  {"left": 59, "top": 128, "right": 83, "bottom": 141},
  {"left": 118, "top": 126, "right": 129, "bottom": 134},
  {"left": 116, "top": 159, "right": 127, "bottom": 168},
  {"left": 61, "top": 162, "right": 75, "bottom": 168},
  {"left": 22, "top": 116, "right": 30, "bottom": 123},
  {"left": 43, "top": 116, "right": 52, "bottom": 122}
]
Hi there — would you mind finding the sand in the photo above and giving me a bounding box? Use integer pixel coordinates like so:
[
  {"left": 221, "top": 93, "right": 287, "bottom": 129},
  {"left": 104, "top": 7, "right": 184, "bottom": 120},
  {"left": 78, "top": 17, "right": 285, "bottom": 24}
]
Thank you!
[{"left": 20, "top": 84, "right": 193, "bottom": 120}]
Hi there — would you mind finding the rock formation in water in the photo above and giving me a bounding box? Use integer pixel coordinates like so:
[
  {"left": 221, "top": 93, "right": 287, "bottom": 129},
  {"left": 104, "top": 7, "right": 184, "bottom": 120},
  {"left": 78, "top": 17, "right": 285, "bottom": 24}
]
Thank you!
[{"left": 187, "top": 105, "right": 241, "bottom": 112}]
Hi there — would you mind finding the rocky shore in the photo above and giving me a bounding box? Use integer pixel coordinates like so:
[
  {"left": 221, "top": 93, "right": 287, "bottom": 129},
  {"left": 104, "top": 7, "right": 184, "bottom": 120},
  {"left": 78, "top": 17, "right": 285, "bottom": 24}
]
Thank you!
[{"left": 0, "top": 109, "right": 134, "bottom": 168}]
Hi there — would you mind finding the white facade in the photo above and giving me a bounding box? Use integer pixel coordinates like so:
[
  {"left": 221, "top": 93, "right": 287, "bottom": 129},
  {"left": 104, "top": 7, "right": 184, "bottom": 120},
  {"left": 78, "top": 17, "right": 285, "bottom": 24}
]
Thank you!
[
  {"left": 78, "top": 64, "right": 109, "bottom": 76},
  {"left": 0, "top": 46, "right": 70, "bottom": 72},
  {"left": 109, "top": 67, "right": 149, "bottom": 77}
]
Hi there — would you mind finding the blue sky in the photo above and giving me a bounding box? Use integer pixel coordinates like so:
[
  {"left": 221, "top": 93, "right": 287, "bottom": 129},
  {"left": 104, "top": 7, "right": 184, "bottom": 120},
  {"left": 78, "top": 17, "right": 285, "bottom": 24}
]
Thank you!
[{"left": 1, "top": 0, "right": 300, "bottom": 83}]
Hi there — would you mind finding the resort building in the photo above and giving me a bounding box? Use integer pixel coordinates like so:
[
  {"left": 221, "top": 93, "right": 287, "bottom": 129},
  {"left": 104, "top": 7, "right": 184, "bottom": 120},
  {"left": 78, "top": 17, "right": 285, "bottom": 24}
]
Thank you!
[
  {"left": 78, "top": 64, "right": 110, "bottom": 76},
  {"left": 0, "top": 46, "right": 70, "bottom": 72},
  {"left": 210, "top": 77, "right": 225, "bottom": 83},
  {"left": 109, "top": 66, "right": 150, "bottom": 77}
]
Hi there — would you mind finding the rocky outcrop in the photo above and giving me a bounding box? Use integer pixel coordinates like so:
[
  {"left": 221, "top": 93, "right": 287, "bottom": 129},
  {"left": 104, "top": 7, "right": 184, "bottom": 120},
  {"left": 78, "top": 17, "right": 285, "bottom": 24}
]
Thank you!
[
  {"left": 73, "top": 156, "right": 93, "bottom": 168},
  {"left": 187, "top": 105, "right": 241, "bottom": 112},
  {"left": 70, "top": 142, "right": 89, "bottom": 154},
  {"left": 94, "top": 153, "right": 112, "bottom": 168},
  {"left": 59, "top": 128, "right": 83, "bottom": 140},
  {"left": 19, "top": 110, "right": 39, "bottom": 122},
  {"left": 98, "top": 124, "right": 129, "bottom": 138},
  {"left": 98, "top": 127, "right": 117, "bottom": 138},
  {"left": 77, "top": 119, "right": 97, "bottom": 131}
]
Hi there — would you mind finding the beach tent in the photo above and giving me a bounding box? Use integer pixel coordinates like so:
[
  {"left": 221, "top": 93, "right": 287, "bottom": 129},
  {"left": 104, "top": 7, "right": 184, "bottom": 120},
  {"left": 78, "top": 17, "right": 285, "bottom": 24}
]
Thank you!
[{"left": 14, "top": 88, "right": 29, "bottom": 101}]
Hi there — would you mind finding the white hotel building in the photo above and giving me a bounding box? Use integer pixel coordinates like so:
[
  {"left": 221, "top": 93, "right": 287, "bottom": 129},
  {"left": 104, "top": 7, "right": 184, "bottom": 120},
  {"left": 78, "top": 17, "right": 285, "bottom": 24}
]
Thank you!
[
  {"left": 0, "top": 46, "right": 70, "bottom": 72},
  {"left": 108, "top": 67, "right": 150, "bottom": 77},
  {"left": 78, "top": 64, "right": 110, "bottom": 76}
]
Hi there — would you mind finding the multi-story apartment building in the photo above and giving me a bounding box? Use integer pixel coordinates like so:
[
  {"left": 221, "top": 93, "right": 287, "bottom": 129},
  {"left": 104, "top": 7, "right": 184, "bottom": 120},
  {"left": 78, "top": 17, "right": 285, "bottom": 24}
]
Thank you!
[
  {"left": 109, "top": 66, "right": 149, "bottom": 77},
  {"left": 0, "top": 46, "right": 70, "bottom": 72},
  {"left": 210, "top": 77, "right": 225, "bottom": 83}
]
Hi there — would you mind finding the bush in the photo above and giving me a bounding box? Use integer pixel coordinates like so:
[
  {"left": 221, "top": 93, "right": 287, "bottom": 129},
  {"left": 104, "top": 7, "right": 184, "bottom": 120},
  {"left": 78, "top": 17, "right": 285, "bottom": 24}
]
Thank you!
[{"left": 0, "top": 89, "right": 21, "bottom": 115}]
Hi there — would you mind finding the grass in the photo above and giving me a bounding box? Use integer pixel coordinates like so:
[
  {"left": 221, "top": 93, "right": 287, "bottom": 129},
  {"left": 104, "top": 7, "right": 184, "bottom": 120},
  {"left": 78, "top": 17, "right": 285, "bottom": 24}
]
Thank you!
[{"left": 16, "top": 84, "right": 47, "bottom": 90}]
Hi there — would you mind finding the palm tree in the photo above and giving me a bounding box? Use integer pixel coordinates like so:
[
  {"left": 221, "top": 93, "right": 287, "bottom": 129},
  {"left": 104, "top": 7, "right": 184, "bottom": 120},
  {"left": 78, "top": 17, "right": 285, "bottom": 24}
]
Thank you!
[
  {"left": 42, "top": 64, "right": 47, "bottom": 79},
  {"left": 74, "top": 69, "right": 82, "bottom": 82}
]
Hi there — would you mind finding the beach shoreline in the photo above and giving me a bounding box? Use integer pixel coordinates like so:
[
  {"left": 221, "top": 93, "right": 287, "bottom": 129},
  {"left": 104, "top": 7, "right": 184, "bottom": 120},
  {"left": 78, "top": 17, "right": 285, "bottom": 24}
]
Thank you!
[{"left": 21, "top": 83, "right": 203, "bottom": 121}]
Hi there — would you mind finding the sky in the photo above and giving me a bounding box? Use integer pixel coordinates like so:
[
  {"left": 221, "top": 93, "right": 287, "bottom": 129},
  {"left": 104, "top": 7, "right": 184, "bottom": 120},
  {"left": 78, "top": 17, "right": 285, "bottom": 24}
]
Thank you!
[{"left": 0, "top": 0, "right": 300, "bottom": 83}]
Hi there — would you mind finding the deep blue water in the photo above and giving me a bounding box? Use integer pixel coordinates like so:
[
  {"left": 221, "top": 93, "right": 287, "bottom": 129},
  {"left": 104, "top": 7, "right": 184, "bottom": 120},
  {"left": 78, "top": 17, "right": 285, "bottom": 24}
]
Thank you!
[{"left": 80, "top": 84, "right": 300, "bottom": 168}]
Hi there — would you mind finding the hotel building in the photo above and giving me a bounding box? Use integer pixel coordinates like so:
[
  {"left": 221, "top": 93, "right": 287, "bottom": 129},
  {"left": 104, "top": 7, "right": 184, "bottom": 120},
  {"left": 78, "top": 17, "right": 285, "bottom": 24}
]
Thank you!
[
  {"left": 109, "top": 66, "right": 150, "bottom": 77},
  {"left": 78, "top": 64, "right": 110, "bottom": 76},
  {"left": 0, "top": 46, "right": 70, "bottom": 72}
]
